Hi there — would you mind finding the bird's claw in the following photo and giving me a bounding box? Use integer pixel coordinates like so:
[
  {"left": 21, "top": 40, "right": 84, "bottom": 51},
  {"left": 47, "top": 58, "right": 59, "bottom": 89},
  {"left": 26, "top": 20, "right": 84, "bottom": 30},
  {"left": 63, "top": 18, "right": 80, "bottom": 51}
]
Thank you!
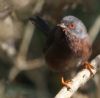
[
  {"left": 84, "top": 62, "right": 95, "bottom": 76},
  {"left": 61, "top": 77, "right": 72, "bottom": 89}
]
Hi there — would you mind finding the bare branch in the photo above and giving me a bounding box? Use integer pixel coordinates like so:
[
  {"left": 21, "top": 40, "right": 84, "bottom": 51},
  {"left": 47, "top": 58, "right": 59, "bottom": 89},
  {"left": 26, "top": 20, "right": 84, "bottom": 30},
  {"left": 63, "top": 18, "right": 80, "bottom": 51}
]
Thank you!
[
  {"left": 18, "top": 21, "right": 35, "bottom": 58},
  {"left": 9, "top": 57, "right": 45, "bottom": 81},
  {"left": 89, "top": 16, "right": 100, "bottom": 43},
  {"left": 8, "top": 22, "right": 35, "bottom": 81},
  {"left": 55, "top": 55, "right": 100, "bottom": 98}
]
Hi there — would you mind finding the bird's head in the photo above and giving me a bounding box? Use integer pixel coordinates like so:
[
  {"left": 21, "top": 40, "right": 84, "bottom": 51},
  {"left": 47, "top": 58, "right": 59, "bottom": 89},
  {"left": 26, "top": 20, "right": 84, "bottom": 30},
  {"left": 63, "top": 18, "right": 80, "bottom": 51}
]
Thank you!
[{"left": 57, "top": 16, "right": 87, "bottom": 38}]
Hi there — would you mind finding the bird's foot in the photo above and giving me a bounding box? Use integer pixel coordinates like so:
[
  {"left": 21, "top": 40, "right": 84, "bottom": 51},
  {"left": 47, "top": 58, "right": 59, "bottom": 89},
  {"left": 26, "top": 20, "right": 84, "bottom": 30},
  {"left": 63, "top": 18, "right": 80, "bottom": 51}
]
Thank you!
[
  {"left": 83, "top": 61, "right": 94, "bottom": 76},
  {"left": 61, "top": 77, "right": 72, "bottom": 89}
]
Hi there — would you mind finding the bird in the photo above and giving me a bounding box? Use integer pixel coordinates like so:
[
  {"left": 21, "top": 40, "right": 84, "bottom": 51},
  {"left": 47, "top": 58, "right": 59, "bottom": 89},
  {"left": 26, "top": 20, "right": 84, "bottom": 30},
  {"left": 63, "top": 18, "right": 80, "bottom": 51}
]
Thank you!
[{"left": 29, "top": 15, "right": 94, "bottom": 89}]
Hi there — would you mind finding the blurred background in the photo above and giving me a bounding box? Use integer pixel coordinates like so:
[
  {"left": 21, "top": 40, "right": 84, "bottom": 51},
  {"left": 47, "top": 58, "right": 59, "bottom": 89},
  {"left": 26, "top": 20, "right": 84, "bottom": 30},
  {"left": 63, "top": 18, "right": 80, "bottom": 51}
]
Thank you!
[{"left": 0, "top": 0, "right": 100, "bottom": 98}]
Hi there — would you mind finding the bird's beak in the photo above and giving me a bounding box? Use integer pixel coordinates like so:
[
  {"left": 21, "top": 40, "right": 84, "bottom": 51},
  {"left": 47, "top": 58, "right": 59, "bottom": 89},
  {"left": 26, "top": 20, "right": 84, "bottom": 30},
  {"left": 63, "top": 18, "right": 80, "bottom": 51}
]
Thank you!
[{"left": 57, "top": 23, "right": 66, "bottom": 29}]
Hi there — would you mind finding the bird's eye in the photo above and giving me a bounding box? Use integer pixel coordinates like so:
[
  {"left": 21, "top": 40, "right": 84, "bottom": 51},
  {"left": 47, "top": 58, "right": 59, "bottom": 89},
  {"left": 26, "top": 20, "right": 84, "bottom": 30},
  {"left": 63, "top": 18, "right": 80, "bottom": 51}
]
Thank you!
[{"left": 68, "top": 23, "right": 76, "bottom": 29}]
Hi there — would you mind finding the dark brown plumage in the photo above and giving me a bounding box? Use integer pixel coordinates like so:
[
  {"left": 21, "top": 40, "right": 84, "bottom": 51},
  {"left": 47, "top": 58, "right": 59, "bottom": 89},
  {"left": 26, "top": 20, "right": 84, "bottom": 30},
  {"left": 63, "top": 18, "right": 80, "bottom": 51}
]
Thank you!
[
  {"left": 43, "top": 16, "right": 92, "bottom": 72},
  {"left": 30, "top": 15, "right": 93, "bottom": 88}
]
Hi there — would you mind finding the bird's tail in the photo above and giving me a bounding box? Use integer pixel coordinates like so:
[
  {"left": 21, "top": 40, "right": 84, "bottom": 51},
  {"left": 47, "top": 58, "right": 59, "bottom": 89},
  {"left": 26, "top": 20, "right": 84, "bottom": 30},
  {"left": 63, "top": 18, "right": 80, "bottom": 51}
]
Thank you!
[{"left": 29, "top": 16, "right": 50, "bottom": 36}]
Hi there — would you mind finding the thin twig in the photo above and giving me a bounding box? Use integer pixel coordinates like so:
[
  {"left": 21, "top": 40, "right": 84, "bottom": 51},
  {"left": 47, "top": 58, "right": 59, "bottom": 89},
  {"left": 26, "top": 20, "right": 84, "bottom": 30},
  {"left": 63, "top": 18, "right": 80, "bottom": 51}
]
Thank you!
[{"left": 55, "top": 55, "right": 100, "bottom": 98}]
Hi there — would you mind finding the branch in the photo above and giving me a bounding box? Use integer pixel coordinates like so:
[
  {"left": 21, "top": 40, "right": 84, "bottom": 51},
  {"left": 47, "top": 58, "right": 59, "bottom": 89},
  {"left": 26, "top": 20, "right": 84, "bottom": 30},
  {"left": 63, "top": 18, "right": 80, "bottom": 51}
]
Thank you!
[
  {"left": 18, "top": 21, "right": 35, "bottom": 58},
  {"left": 8, "top": 22, "right": 35, "bottom": 81},
  {"left": 89, "top": 16, "right": 100, "bottom": 43},
  {"left": 8, "top": 21, "right": 46, "bottom": 81},
  {"left": 55, "top": 55, "right": 100, "bottom": 98},
  {"left": 9, "top": 57, "right": 45, "bottom": 81}
]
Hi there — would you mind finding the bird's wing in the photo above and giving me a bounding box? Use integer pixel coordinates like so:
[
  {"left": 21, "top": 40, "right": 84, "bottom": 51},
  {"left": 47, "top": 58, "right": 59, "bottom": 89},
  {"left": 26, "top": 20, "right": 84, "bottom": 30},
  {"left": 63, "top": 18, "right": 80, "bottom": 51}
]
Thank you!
[{"left": 29, "top": 16, "right": 51, "bottom": 36}]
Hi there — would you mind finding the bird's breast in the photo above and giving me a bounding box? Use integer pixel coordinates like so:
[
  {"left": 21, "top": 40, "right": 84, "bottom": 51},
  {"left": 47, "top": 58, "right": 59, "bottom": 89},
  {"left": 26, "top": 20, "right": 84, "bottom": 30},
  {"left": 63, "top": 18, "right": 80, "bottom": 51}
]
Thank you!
[{"left": 44, "top": 40, "right": 80, "bottom": 72}]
